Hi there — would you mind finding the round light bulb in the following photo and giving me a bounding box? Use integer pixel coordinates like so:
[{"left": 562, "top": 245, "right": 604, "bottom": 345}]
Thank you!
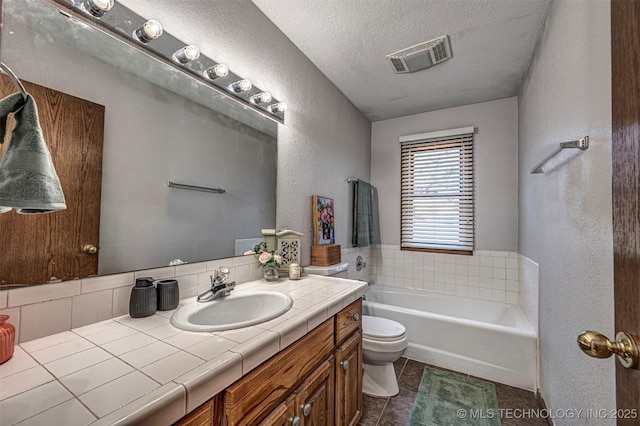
[
  {"left": 269, "top": 102, "right": 288, "bottom": 113},
  {"left": 134, "top": 20, "right": 163, "bottom": 43},
  {"left": 82, "top": 0, "right": 114, "bottom": 17},
  {"left": 173, "top": 45, "right": 200, "bottom": 64},
  {"left": 230, "top": 79, "right": 252, "bottom": 93},
  {"left": 250, "top": 92, "right": 273, "bottom": 105},
  {"left": 203, "top": 64, "right": 228, "bottom": 80}
]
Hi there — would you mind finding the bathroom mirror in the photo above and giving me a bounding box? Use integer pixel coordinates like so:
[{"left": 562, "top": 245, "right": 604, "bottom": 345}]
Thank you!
[{"left": 0, "top": 0, "right": 277, "bottom": 285}]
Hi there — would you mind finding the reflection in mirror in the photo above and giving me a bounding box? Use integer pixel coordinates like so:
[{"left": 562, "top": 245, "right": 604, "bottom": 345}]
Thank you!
[{"left": 0, "top": 0, "right": 277, "bottom": 287}]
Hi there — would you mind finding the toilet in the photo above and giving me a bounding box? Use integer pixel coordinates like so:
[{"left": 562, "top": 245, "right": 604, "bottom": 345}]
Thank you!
[{"left": 362, "top": 315, "right": 408, "bottom": 397}]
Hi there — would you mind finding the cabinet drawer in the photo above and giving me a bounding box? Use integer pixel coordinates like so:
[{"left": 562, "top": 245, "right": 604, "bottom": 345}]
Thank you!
[
  {"left": 335, "top": 299, "right": 362, "bottom": 345},
  {"left": 225, "top": 318, "right": 335, "bottom": 425}
]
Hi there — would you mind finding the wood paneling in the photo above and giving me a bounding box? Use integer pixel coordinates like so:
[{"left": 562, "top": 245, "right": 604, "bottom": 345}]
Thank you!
[
  {"left": 175, "top": 399, "right": 213, "bottom": 426},
  {"left": 611, "top": 0, "right": 640, "bottom": 420},
  {"left": 335, "top": 299, "right": 362, "bottom": 346},
  {"left": 0, "top": 79, "right": 104, "bottom": 286},
  {"left": 224, "top": 319, "right": 335, "bottom": 425},
  {"left": 258, "top": 397, "right": 296, "bottom": 426}
]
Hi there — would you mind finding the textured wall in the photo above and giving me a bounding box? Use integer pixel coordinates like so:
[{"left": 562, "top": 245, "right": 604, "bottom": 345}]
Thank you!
[
  {"left": 116, "top": 0, "right": 372, "bottom": 266},
  {"left": 518, "top": 0, "right": 614, "bottom": 421},
  {"left": 371, "top": 97, "right": 519, "bottom": 251}
]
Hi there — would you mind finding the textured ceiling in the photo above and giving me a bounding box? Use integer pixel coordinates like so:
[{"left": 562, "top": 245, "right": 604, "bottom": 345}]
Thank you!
[{"left": 252, "top": 0, "right": 550, "bottom": 121}]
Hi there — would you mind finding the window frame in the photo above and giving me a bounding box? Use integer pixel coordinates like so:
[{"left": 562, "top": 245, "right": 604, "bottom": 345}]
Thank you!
[{"left": 399, "top": 127, "right": 475, "bottom": 255}]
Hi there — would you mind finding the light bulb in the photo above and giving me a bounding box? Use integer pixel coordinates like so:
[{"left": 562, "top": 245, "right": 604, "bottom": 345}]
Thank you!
[
  {"left": 229, "top": 79, "right": 252, "bottom": 93},
  {"left": 134, "top": 20, "right": 163, "bottom": 43},
  {"left": 203, "top": 64, "right": 229, "bottom": 80},
  {"left": 82, "top": 0, "right": 114, "bottom": 17},
  {"left": 173, "top": 45, "right": 200, "bottom": 64},
  {"left": 250, "top": 92, "right": 272, "bottom": 105},
  {"left": 268, "top": 102, "right": 288, "bottom": 113}
]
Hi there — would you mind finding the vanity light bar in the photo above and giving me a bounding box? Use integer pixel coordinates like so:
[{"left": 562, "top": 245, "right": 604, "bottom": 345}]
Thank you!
[{"left": 53, "top": 0, "right": 286, "bottom": 123}]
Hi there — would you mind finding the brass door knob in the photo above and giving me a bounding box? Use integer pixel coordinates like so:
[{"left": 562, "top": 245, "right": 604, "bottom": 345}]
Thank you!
[
  {"left": 577, "top": 330, "right": 639, "bottom": 369},
  {"left": 82, "top": 244, "right": 98, "bottom": 254}
]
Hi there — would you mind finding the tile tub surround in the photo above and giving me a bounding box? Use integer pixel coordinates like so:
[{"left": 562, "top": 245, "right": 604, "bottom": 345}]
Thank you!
[
  {"left": 0, "top": 275, "right": 367, "bottom": 426},
  {"left": 370, "top": 245, "right": 520, "bottom": 304}
]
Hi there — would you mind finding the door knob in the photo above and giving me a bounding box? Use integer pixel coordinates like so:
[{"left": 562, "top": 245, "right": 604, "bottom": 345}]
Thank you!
[
  {"left": 577, "top": 330, "right": 639, "bottom": 369},
  {"left": 340, "top": 360, "right": 349, "bottom": 371},
  {"left": 82, "top": 244, "right": 98, "bottom": 254},
  {"left": 301, "top": 403, "right": 312, "bottom": 417},
  {"left": 289, "top": 416, "right": 301, "bottom": 426}
]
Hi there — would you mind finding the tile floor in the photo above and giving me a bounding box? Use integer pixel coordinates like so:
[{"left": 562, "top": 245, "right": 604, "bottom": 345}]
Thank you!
[{"left": 360, "top": 358, "right": 548, "bottom": 426}]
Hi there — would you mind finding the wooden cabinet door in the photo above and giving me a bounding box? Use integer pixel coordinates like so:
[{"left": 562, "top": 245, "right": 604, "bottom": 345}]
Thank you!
[
  {"left": 335, "top": 330, "right": 362, "bottom": 426},
  {"left": 295, "top": 357, "right": 335, "bottom": 426},
  {"left": 259, "top": 396, "right": 297, "bottom": 426},
  {"left": 0, "top": 78, "right": 104, "bottom": 286}
]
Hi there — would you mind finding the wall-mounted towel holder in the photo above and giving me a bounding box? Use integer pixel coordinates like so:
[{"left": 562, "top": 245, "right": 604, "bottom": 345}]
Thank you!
[
  {"left": 167, "top": 181, "right": 225, "bottom": 194},
  {"left": 530, "top": 136, "right": 589, "bottom": 174}
]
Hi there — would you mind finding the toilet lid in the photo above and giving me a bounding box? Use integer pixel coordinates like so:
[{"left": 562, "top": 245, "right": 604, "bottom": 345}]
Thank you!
[{"left": 362, "top": 316, "right": 406, "bottom": 341}]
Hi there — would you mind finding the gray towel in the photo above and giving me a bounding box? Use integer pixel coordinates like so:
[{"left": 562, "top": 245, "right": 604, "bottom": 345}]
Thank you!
[
  {"left": 0, "top": 93, "right": 66, "bottom": 214},
  {"left": 352, "top": 180, "right": 374, "bottom": 247}
]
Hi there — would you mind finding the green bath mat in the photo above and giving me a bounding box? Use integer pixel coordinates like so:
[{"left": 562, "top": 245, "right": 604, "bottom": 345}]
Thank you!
[{"left": 408, "top": 367, "right": 501, "bottom": 426}]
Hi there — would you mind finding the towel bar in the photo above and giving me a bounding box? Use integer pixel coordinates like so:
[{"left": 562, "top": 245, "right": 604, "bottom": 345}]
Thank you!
[
  {"left": 530, "top": 136, "right": 589, "bottom": 174},
  {"left": 168, "top": 181, "right": 225, "bottom": 194},
  {"left": 0, "top": 62, "right": 28, "bottom": 101}
]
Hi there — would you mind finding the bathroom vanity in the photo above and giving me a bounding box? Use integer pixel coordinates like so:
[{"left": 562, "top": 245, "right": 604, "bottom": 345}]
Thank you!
[
  {"left": 0, "top": 275, "right": 366, "bottom": 426},
  {"left": 176, "top": 299, "right": 363, "bottom": 426}
]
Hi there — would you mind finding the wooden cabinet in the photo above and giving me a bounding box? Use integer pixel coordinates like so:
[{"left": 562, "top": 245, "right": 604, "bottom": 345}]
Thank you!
[
  {"left": 295, "top": 358, "right": 335, "bottom": 426},
  {"left": 259, "top": 397, "right": 296, "bottom": 426},
  {"left": 335, "top": 330, "right": 362, "bottom": 426},
  {"left": 176, "top": 299, "right": 362, "bottom": 426}
]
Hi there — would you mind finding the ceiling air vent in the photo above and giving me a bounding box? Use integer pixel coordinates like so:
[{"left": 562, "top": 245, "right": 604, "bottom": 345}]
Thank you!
[{"left": 386, "top": 35, "right": 452, "bottom": 74}]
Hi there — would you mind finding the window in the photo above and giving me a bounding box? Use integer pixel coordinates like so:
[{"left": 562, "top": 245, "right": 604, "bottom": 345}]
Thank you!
[{"left": 400, "top": 127, "right": 474, "bottom": 254}]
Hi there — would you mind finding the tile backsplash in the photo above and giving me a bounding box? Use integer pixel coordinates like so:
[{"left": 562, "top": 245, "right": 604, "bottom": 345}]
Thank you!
[{"left": 0, "top": 246, "right": 371, "bottom": 344}]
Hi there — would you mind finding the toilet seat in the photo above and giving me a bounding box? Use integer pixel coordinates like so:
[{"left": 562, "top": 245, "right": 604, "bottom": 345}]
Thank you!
[{"left": 363, "top": 315, "right": 406, "bottom": 342}]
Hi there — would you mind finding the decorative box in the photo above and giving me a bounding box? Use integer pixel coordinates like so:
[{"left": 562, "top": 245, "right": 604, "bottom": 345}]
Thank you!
[
  {"left": 311, "top": 244, "right": 342, "bottom": 266},
  {"left": 276, "top": 229, "right": 303, "bottom": 272}
]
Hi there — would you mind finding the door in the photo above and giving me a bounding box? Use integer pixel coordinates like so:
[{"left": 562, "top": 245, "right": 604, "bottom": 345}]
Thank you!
[
  {"left": 611, "top": 0, "right": 640, "bottom": 420},
  {"left": 295, "top": 357, "right": 335, "bottom": 426},
  {"left": 335, "top": 329, "right": 362, "bottom": 426},
  {"left": 0, "top": 78, "right": 104, "bottom": 285}
]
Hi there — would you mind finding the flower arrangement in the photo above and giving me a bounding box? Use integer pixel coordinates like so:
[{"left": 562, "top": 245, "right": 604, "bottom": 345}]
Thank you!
[{"left": 244, "top": 241, "right": 282, "bottom": 269}]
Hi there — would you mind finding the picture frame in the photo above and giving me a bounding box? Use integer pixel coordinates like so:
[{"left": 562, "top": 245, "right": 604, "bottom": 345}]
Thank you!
[{"left": 312, "top": 195, "right": 335, "bottom": 245}]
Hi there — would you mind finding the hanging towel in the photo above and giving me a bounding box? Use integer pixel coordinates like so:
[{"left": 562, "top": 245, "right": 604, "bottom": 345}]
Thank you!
[
  {"left": 352, "top": 180, "right": 374, "bottom": 247},
  {"left": 0, "top": 92, "right": 66, "bottom": 214}
]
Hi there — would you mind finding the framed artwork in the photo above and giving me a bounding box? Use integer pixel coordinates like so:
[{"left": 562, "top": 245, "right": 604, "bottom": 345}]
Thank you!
[{"left": 313, "top": 195, "right": 335, "bottom": 245}]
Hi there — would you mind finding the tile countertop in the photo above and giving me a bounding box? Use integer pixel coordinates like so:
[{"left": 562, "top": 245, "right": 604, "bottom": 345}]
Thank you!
[{"left": 0, "top": 275, "right": 368, "bottom": 426}]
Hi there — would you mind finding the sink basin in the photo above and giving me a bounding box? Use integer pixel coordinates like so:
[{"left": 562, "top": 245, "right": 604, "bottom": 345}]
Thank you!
[{"left": 170, "top": 290, "right": 293, "bottom": 332}]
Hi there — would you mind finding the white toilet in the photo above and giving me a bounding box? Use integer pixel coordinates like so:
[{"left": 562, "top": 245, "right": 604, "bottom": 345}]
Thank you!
[{"left": 362, "top": 315, "right": 408, "bottom": 397}]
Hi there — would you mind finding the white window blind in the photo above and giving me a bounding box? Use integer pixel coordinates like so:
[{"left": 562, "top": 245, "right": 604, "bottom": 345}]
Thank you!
[{"left": 400, "top": 128, "right": 475, "bottom": 253}]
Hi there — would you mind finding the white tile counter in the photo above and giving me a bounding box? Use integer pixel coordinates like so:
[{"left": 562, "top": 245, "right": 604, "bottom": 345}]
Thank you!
[{"left": 0, "top": 275, "right": 367, "bottom": 426}]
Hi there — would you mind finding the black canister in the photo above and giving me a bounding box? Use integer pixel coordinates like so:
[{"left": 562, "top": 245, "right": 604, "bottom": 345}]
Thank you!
[
  {"left": 129, "top": 277, "right": 157, "bottom": 318},
  {"left": 156, "top": 279, "right": 179, "bottom": 311}
]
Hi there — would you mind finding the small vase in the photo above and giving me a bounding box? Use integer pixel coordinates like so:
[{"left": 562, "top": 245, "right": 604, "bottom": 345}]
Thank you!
[
  {"left": 0, "top": 314, "right": 15, "bottom": 365},
  {"left": 263, "top": 266, "right": 280, "bottom": 282}
]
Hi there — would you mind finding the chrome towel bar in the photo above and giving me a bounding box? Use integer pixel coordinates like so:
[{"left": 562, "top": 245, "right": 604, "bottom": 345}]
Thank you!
[
  {"left": 530, "top": 136, "right": 589, "bottom": 174},
  {"left": 168, "top": 181, "right": 225, "bottom": 194}
]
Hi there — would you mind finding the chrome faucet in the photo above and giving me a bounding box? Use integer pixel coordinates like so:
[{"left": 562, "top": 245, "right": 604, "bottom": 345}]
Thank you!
[{"left": 197, "top": 266, "right": 236, "bottom": 302}]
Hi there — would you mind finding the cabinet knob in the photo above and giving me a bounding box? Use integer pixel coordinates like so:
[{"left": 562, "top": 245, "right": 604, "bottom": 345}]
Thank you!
[
  {"left": 351, "top": 312, "right": 359, "bottom": 322},
  {"left": 340, "top": 360, "right": 349, "bottom": 371},
  {"left": 289, "top": 416, "right": 301, "bottom": 426},
  {"left": 301, "top": 403, "right": 312, "bottom": 417}
]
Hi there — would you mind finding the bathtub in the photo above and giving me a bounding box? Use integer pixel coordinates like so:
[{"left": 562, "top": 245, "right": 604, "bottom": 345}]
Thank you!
[{"left": 363, "top": 286, "right": 537, "bottom": 391}]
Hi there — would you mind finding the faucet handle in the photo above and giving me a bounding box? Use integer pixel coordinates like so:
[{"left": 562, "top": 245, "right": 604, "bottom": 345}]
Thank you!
[{"left": 211, "top": 266, "right": 230, "bottom": 285}]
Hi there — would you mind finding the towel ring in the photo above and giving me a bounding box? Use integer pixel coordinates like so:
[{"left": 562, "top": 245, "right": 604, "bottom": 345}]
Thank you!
[{"left": 0, "top": 62, "right": 28, "bottom": 102}]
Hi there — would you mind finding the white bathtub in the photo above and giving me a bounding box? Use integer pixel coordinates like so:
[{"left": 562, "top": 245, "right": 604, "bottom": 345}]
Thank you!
[{"left": 363, "top": 286, "right": 537, "bottom": 391}]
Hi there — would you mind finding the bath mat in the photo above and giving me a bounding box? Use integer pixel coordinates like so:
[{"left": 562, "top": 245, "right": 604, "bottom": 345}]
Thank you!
[{"left": 408, "top": 367, "right": 501, "bottom": 426}]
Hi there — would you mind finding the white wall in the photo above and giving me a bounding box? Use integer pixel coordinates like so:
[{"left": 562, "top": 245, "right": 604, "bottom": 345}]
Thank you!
[
  {"left": 117, "top": 0, "right": 372, "bottom": 266},
  {"left": 518, "top": 0, "right": 614, "bottom": 421},
  {"left": 371, "top": 97, "right": 519, "bottom": 251}
]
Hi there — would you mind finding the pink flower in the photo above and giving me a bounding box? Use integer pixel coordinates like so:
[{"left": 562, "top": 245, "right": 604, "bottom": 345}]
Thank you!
[
  {"left": 273, "top": 255, "right": 283, "bottom": 265},
  {"left": 258, "top": 252, "right": 272, "bottom": 265},
  {"left": 243, "top": 250, "right": 255, "bottom": 256}
]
